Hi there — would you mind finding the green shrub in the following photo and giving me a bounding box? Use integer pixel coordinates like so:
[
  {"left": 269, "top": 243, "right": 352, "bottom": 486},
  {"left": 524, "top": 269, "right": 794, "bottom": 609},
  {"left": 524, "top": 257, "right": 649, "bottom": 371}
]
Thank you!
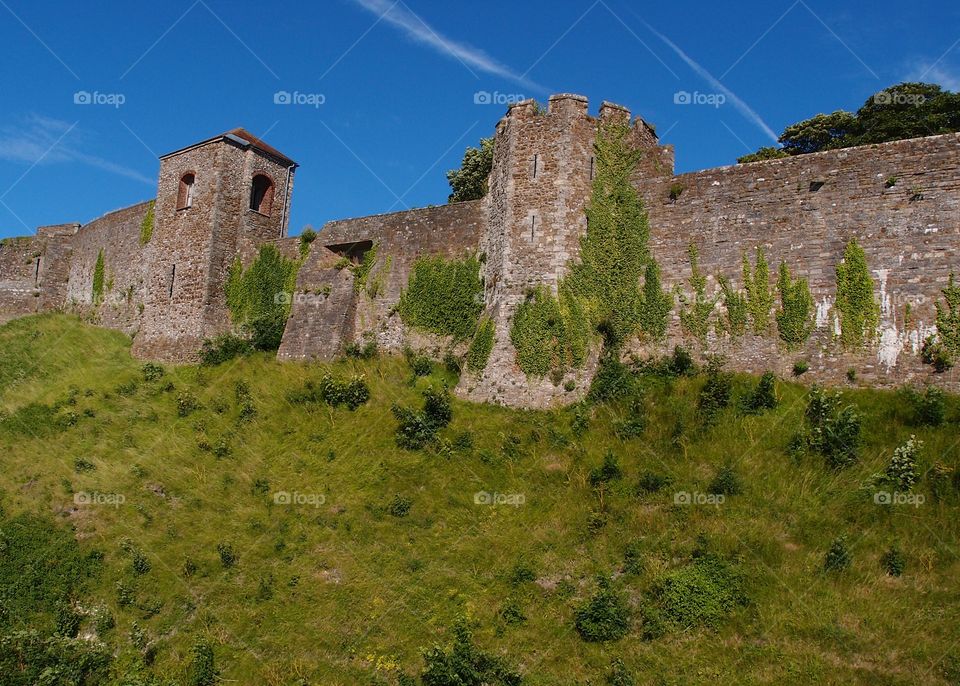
[
  {"left": 792, "top": 360, "right": 810, "bottom": 376},
  {"left": 613, "top": 396, "right": 646, "bottom": 439},
  {"left": 574, "top": 576, "right": 631, "bottom": 642},
  {"left": 0, "top": 630, "right": 111, "bottom": 686},
  {"left": 588, "top": 353, "right": 635, "bottom": 403},
  {"left": 466, "top": 317, "right": 495, "bottom": 373},
  {"left": 835, "top": 240, "right": 880, "bottom": 348},
  {"left": 792, "top": 386, "right": 862, "bottom": 469},
  {"left": 217, "top": 542, "right": 237, "bottom": 568},
  {"left": 654, "top": 554, "right": 746, "bottom": 628},
  {"left": 606, "top": 658, "right": 636, "bottom": 686},
  {"left": 622, "top": 542, "right": 645, "bottom": 576},
  {"left": 186, "top": 640, "right": 218, "bottom": 686},
  {"left": 405, "top": 350, "right": 433, "bottom": 377},
  {"left": 698, "top": 358, "right": 733, "bottom": 422},
  {"left": 740, "top": 371, "right": 778, "bottom": 415},
  {"left": 709, "top": 464, "right": 742, "bottom": 496},
  {"left": 386, "top": 494, "right": 412, "bottom": 518},
  {"left": 823, "top": 535, "right": 851, "bottom": 572},
  {"left": 287, "top": 374, "right": 370, "bottom": 411},
  {"left": 298, "top": 227, "right": 317, "bottom": 257},
  {"left": 176, "top": 392, "right": 201, "bottom": 418},
  {"left": 508, "top": 562, "right": 536, "bottom": 586},
  {"left": 921, "top": 336, "right": 954, "bottom": 372},
  {"left": 141, "top": 362, "right": 165, "bottom": 382},
  {"left": 420, "top": 621, "right": 522, "bottom": 686},
  {"left": 392, "top": 386, "right": 452, "bottom": 450},
  {"left": 499, "top": 600, "right": 527, "bottom": 626},
  {"left": 636, "top": 471, "right": 672, "bottom": 496},
  {"left": 589, "top": 451, "right": 623, "bottom": 487},
  {"left": 199, "top": 333, "right": 253, "bottom": 366},
  {"left": 776, "top": 261, "right": 813, "bottom": 347},
  {"left": 885, "top": 436, "right": 921, "bottom": 491},
  {"left": 909, "top": 386, "right": 946, "bottom": 426},
  {"left": 398, "top": 255, "right": 482, "bottom": 339},
  {"left": 344, "top": 337, "right": 378, "bottom": 359},
  {"left": 881, "top": 546, "right": 906, "bottom": 577},
  {"left": 131, "top": 550, "right": 151, "bottom": 576}
]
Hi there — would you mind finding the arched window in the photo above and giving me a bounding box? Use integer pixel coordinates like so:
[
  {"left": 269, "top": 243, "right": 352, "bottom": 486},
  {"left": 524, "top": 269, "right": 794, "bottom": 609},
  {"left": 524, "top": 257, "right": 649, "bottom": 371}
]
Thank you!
[
  {"left": 177, "top": 173, "right": 195, "bottom": 210},
  {"left": 249, "top": 174, "right": 275, "bottom": 215}
]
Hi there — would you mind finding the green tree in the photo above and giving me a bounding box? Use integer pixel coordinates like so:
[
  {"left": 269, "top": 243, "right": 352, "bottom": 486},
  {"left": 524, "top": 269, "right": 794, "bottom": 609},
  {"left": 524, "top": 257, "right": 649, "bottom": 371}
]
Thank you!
[
  {"left": 737, "top": 146, "right": 788, "bottom": 164},
  {"left": 835, "top": 239, "right": 879, "bottom": 349},
  {"left": 742, "top": 247, "right": 774, "bottom": 335},
  {"left": 446, "top": 137, "right": 494, "bottom": 202},
  {"left": 780, "top": 110, "right": 856, "bottom": 155},
  {"left": 847, "top": 83, "right": 960, "bottom": 146}
]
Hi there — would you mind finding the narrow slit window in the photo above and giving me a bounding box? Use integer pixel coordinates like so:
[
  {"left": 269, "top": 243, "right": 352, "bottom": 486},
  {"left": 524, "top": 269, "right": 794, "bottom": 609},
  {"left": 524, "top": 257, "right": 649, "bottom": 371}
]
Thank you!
[
  {"left": 168, "top": 264, "right": 176, "bottom": 299},
  {"left": 589, "top": 156, "right": 595, "bottom": 180},
  {"left": 34, "top": 257, "right": 41, "bottom": 285},
  {"left": 533, "top": 154, "right": 538, "bottom": 179},
  {"left": 531, "top": 215, "right": 536, "bottom": 238}
]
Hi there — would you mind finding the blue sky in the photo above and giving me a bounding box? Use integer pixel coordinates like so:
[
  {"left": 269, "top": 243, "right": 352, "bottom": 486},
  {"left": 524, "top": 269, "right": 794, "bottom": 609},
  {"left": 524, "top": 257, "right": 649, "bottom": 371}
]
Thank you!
[{"left": 0, "top": 0, "right": 958, "bottom": 238}]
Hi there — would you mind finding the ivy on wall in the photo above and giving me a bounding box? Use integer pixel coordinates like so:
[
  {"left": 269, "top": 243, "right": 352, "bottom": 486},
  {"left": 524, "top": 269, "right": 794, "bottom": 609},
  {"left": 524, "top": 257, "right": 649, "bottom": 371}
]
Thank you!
[
  {"left": 510, "top": 283, "right": 589, "bottom": 377},
  {"left": 568, "top": 121, "right": 650, "bottom": 349},
  {"left": 742, "top": 247, "right": 774, "bottom": 335},
  {"left": 353, "top": 243, "right": 379, "bottom": 295},
  {"left": 677, "top": 244, "right": 715, "bottom": 342},
  {"left": 835, "top": 239, "right": 880, "bottom": 349},
  {"left": 465, "top": 317, "right": 495, "bottom": 373},
  {"left": 639, "top": 261, "right": 673, "bottom": 342},
  {"left": 935, "top": 273, "right": 960, "bottom": 354},
  {"left": 397, "top": 255, "right": 483, "bottom": 339},
  {"left": 298, "top": 228, "right": 317, "bottom": 257},
  {"left": 225, "top": 245, "right": 300, "bottom": 350},
  {"left": 775, "top": 261, "right": 813, "bottom": 347},
  {"left": 139, "top": 201, "right": 155, "bottom": 246},
  {"left": 717, "top": 276, "right": 747, "bottom": 338},
  {"left": 92, "top": 250, "right": 105, "bottom": 304}
]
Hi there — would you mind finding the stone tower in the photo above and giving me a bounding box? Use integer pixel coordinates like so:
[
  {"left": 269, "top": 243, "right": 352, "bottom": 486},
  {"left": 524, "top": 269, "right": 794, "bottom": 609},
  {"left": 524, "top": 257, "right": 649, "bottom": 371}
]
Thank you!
[
  {"left": 131, "top": 129, "right": 297, "bottom": 362},
  {"left": 460, "top": 95, "right": 673, "bottom": 407}
]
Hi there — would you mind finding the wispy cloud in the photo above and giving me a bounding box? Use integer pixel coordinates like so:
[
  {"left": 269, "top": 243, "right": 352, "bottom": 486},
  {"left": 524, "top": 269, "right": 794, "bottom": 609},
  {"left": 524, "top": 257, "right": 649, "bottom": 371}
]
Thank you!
[
  {"left": 642, "top": 23, "right": 779, "bottom": 143},
  {"left": 0, "top": 115, "right": 154, "bottom": 186},
  {"left": 910, "top": 61, "right": 960, "bottom": 92},
  {"left": 348, "top": 0, "right": 546, "bottom": 92}
]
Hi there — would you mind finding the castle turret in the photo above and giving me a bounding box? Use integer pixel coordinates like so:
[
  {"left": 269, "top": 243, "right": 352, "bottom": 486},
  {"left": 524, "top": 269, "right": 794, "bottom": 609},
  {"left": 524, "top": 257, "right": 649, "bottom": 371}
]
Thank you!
[
  {"left": 460, "top": 95, "right": 672, "bottom": 407},
  {"left": 131, "top": 129, "right": 297, "bottom": 361}
]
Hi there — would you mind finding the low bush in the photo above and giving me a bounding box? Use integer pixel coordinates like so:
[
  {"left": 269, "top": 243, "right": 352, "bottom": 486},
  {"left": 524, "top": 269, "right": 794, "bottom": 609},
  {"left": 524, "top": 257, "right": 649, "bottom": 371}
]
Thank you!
[
  {"left": 740, "top": 371, "right": 778, "bottom": 415},
  {"left": 186, "top": 639, "right": 218, "bottom": 686},
  {"left": 217, "top": 542, "right": 237, "bottom": 569},
  {"left": 392, "top": 386, "right": 453, "bottom": 450},
  {"left": 791, "top": 386, "right": 862, "bottom": 469},
  {"left": 287, "top": 374, "right": 370, "bottom": 411},
  {"left": 636, "top": 471, "right": 672, "bottom": 496},
  {"left": 606, "top": 658, "right": 636, "bottom": 686},
  {"left": 589, "top": 451, "right": 623, "bottom": 488},
  {"left": 199, "top": 333, "right": 253, "bottom": 366},
  {"left": 386, "top": 494, "right": 412, "bottom": 518},
  {"left": 653, "top": 554, "right": 747, "bottom": 628},
  {"left": 823, "top": 535, "right": 851, "bottom": 572},
  {"left": 708, "top": 464, "right": 742, "bottom": 496},
  {"left": 881, "top": 546, "right": 905, "bottom": 577},
  {"left": 698, "top": 358, "right": 733, "bottom": 422},
  {"left": 420, "top": 621, "right": 522, "bottom": 686},
  {"left": 574, "top": 576, "right": 631, "bottom": 642}
]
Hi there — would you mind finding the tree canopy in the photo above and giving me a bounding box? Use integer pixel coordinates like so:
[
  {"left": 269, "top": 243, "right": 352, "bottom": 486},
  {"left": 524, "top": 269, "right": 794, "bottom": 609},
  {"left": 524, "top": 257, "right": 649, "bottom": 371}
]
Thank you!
[
  {"left": 738, "top": 82, "right": 960, "bottom": 163},
  {"left": 446, "top": 137, "right": 494, "bottom": 202}
]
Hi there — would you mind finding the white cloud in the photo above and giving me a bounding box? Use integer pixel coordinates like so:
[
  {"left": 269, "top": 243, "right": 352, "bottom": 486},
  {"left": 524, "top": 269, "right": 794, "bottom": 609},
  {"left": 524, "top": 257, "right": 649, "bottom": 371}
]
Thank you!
[
  {"left": 0, "top": 115, "right": 153, "bottom": 186},
  {"left": 643, "top": 23, "right": 779, "bottom": 143},
  {"left": 908, "top": 62, "right": 960, "bottom": 92},
  {"left": 349, "top": 0, "right": 546, "bottom": 92}
]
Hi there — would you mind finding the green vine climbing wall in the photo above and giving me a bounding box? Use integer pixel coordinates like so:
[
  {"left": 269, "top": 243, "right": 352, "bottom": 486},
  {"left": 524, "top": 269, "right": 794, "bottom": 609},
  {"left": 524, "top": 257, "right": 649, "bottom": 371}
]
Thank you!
[
  {"left": 225, "top": 245, "right": 300, "bottom": 350},
  {"left": 397, "top": 255, "right": 482, "bottom": 339},
  {"left": 742, "top": 247, "right": 774, "bottom": 335},
  {"left": 775, "top": 261, "right": 813, "bottom": 347},
  {"left": 834, "top": 239, "right": 880, "bottom": 348}
]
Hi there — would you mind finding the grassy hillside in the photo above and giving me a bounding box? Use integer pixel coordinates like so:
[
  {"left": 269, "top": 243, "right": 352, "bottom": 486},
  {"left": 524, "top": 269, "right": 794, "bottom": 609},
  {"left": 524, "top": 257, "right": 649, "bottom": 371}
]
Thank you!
[{"left": 1, "top": 314, "right": 959, "bottom": 685}]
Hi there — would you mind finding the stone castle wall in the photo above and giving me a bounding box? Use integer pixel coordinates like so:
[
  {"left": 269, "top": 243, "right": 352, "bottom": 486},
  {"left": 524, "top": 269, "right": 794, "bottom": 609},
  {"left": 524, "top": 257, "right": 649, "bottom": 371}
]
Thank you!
[
  {"left": 636, "top": 132, "right": 960, "bottom": 390},
  {"left": 64, "top": 201, "right": 154, "bottom": 334},
  {"left": 0, "top": 100, "right": 957, "bottom": 405}
]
